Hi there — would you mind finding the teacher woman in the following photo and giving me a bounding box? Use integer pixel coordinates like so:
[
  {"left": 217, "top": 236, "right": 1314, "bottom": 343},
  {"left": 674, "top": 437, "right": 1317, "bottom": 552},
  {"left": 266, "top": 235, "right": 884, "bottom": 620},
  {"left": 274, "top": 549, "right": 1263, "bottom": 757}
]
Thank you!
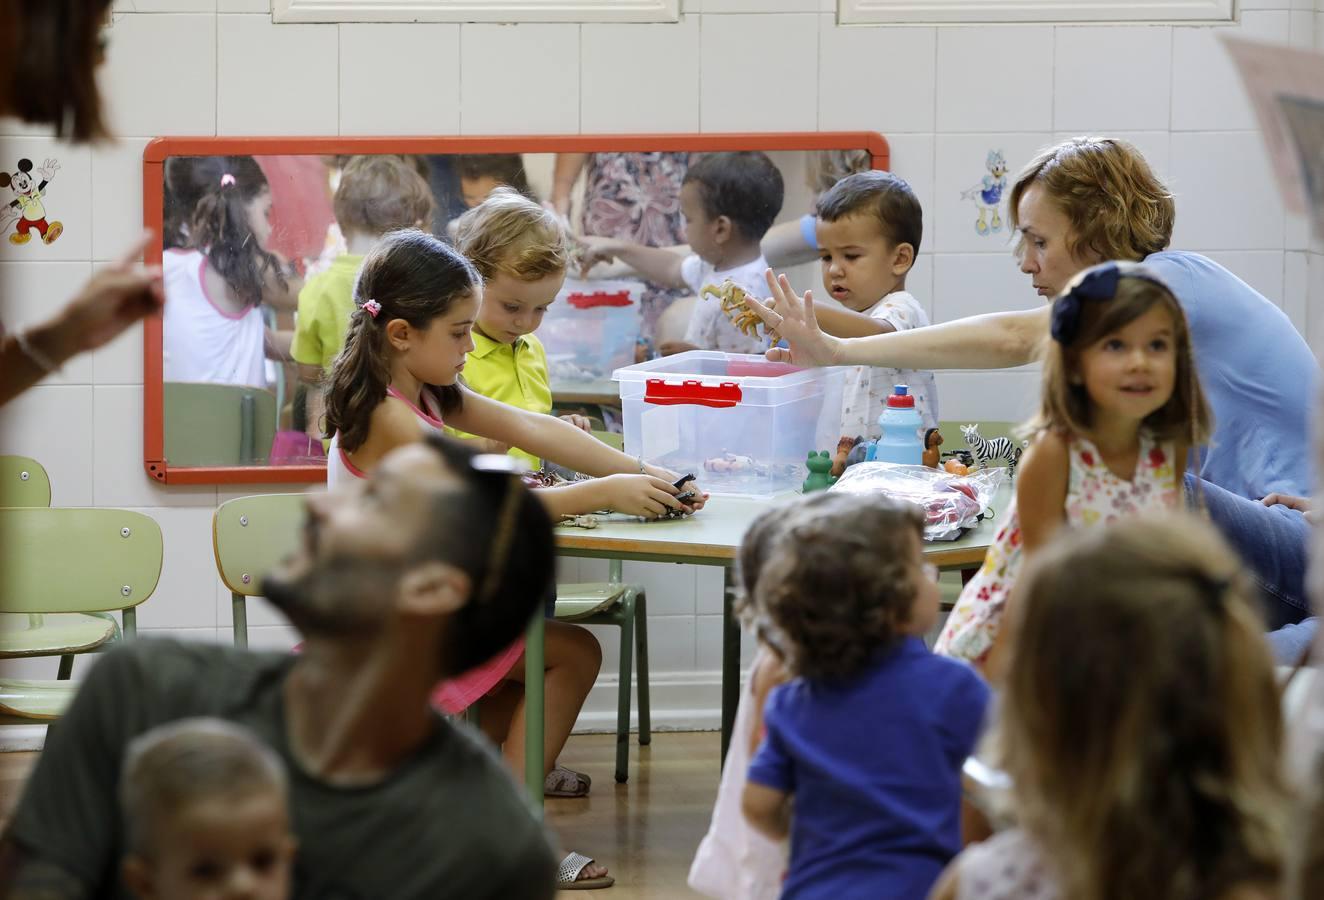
[{"left": 752, "top": 136, "right": 1317, "bottom": 635}]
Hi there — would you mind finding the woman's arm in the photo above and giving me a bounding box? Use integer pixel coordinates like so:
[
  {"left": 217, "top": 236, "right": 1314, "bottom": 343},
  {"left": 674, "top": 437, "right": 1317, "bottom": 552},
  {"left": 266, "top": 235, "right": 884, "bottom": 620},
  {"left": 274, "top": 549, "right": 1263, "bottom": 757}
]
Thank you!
[
  {"left": 750, "top": 271, "right": 1048, "bottom": 370},
  {"left": 1, "top": 233, "right": 164, "bottom": 406},
  {"left": 447, "top": 388, "right": 706, "bottom": 507},
  {"left": 550, "top": 154, "right": 590, "bottom": 218},
  {"left": 762, "top": 217, "right": 819, "bottom": 269},
  {"left": 741, "top": 783, "right": 791, "bottom": 840}
]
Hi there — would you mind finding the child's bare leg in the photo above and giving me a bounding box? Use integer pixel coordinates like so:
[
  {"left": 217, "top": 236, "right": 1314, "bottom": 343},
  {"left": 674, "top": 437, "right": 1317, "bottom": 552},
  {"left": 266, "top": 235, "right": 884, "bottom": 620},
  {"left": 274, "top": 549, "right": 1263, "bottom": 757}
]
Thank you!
[
  {"left": 748, "top": 652, "right": 790, "bottom": 757},
  {"left": 501, "top": 620, "right": 603, "bottom": 776},
  {"left": 474, "top": 680, "right": 521, "bottom": 749}
]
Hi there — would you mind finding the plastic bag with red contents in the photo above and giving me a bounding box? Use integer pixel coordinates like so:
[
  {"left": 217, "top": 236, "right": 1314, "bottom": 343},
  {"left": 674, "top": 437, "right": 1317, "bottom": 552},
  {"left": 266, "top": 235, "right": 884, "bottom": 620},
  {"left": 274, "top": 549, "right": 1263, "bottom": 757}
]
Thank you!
[{"left": 828, "top": 462, "right": 1007, "bottom": 541}]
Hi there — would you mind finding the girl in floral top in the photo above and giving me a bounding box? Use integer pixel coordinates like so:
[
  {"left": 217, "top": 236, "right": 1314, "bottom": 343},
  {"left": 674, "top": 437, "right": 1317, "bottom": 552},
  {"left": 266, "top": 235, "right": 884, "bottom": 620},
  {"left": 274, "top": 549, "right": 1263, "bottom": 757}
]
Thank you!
[{"left": 935, "top": 261, "right": 1212, "bottom": 674}]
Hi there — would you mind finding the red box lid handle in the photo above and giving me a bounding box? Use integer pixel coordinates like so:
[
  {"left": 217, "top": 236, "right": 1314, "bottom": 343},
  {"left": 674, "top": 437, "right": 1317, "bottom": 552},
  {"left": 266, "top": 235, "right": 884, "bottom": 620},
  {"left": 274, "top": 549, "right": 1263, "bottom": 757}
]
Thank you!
[
  {"left": 644, "top": 378, "right": 743, "bottom": 408},
  {"left": 566, "top": 290, "right": 633, "bottom": 309}
]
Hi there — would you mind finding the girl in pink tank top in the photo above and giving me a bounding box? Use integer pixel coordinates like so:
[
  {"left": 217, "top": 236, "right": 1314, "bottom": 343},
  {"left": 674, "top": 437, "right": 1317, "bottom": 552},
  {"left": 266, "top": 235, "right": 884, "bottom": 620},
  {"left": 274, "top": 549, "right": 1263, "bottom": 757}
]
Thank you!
[{"left": 320, "top": 231, "right": 707, "bottom": 886}]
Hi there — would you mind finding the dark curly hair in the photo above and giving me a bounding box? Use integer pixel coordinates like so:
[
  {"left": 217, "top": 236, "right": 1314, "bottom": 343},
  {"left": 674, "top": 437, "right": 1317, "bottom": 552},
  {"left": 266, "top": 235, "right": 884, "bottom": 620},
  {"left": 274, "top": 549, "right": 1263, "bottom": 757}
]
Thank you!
[
  {"left": 683, "top": 151, "right": 784, "bottom": 243},
  {"left": 746, "top": 492, "right": 926, "bottom": 682}
]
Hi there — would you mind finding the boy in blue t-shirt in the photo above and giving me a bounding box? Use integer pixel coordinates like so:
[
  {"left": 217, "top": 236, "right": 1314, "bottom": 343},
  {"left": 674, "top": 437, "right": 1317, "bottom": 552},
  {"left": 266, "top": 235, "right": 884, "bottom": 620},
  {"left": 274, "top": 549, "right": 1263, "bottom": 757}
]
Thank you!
[{"left": 741, "top": 492, "right": 990, "bottom": 899}]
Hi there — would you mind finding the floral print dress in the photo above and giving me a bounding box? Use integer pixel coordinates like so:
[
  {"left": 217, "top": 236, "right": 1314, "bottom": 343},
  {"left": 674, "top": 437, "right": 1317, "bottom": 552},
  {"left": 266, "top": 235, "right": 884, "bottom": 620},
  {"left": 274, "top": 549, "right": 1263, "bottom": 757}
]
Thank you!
[
  {"left": 935, "top": 431, "right": 1180, "bottom": 664},
  {"left": 580, "top": 152, "right": 692, "bottom": 347}
]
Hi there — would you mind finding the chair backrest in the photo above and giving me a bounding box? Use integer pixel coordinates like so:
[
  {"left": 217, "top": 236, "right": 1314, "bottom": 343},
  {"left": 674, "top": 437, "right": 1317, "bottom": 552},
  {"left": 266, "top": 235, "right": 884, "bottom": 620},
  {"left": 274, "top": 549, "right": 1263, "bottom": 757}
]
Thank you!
[
  {"left": 0, "top": 456, "right": 51, "bottom": 507},
  {"left": 213, "top": 493, "right": 307, "bottom": 598},
  {"left": 0, "top": 509, "right": 163, "bottom": 613},
  {"left": 164, "top": 382, "right": 278, "bottom": 467}
]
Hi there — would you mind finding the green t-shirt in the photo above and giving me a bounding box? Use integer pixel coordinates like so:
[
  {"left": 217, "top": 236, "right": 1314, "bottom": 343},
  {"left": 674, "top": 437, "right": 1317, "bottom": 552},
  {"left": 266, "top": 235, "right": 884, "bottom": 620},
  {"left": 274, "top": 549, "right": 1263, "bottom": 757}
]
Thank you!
[
  {"left": 291, "top": 254, "right": 364, "bottom": 372},
  {"left": 7, "top": 640, "right": 557, "bottom": 899}
]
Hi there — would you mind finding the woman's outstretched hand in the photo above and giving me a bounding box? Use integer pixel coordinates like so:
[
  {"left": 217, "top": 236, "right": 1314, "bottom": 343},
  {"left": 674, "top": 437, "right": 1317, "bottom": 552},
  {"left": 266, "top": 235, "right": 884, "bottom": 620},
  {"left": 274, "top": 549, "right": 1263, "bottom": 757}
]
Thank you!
[{"left": 744, "top": 269, "right": 840, "bottom": 367}]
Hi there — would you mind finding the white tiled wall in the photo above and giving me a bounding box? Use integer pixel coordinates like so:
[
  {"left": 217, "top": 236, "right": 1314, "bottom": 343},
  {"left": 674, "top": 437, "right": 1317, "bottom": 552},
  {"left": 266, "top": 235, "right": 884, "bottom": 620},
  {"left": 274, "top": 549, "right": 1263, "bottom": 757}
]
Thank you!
[{"left": 2, "top": 5, "right": 1317, "bottom": 729}]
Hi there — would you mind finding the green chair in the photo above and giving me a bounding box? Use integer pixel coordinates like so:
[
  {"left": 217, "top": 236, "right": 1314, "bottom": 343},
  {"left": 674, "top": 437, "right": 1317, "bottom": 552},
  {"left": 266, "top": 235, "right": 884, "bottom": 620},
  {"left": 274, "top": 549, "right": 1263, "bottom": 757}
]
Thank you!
[
  {"left": 0, "top": 456, "right": 111, "bottom": 678},
  {"left": 0, "top": 456, "right": 51, "bottom": 507},
  {"left": 589, "top": 429, "right": 624, "bottom": 452},
  {"left": 213, "top": 493, "right": 306, "bottom": 648},
  {"left": 164, "top": 381, "right": 278, "bottom": 467},
  {"left": 555, "top": 561, "right": 650, "bottom": 784},
  {"left": 0, "top": 508, "right": 163, "bottom": 719}
]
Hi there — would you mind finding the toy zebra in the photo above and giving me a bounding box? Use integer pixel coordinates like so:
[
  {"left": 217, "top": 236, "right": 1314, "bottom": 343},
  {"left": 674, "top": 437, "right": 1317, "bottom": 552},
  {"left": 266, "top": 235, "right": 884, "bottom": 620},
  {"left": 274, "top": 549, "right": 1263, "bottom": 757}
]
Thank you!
[{"left": 960, "top": 424, "right": 1025, "bottom": 479}]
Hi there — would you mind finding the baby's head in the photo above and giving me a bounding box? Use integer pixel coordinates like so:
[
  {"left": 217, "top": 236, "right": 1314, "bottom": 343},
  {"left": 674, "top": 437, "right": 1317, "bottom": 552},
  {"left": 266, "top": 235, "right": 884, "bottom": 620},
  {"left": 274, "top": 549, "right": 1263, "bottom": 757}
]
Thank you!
[
  {"left": 814, "top": 171, "right": 922, "bottom": 312},
  {"left": 680, "top": 152, "right": 784, "bottom": 266},
  {"left": 1032, "top": 260, "right": 1211, "bottom": 447},
  {"left": 324, "top": 229, "right": 481, "bottom": 450},
  {"left": 120, "top": 718, "right": 295, "bottom": 900},
  {"left": 453, "top": 154, "right": 535, "bottom": 209},
  {"left": 1000, "top": 514, "right": 1285, "bottom": 899},
  {"left": 741, "top": 492, "right": 935, "bottom": 681},
  {"left": 333, "top": 155, "right": 434, "bottom": 243},
  {"left": 453, "top": 187, "right": 570, "bottom": 346}
]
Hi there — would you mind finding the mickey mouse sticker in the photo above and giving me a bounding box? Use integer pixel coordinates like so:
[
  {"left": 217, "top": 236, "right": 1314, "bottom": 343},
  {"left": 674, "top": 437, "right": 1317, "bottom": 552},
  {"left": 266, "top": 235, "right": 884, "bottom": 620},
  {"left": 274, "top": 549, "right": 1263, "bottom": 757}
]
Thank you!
[{"left": 0, "top": 158, "right": 62, "bottom": 245}]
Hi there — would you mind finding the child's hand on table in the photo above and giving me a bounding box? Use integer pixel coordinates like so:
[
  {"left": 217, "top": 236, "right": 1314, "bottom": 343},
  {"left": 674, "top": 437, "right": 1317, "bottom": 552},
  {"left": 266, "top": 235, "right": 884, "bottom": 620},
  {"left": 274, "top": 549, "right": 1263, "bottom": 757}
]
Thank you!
[
  {"left": 643, "top": 465, "right": 708, "bottom": 513},
  {"left": 598, "top": 474, "right": 694, "bottom": 519}
]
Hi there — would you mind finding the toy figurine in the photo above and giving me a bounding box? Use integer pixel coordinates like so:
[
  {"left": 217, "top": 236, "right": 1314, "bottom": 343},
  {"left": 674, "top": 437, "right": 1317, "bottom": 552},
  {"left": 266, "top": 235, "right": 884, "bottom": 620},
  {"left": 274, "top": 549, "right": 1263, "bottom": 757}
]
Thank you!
[
  {"left": 922, "top": 428, "right": 944, "bottom": 469},
  {"left": 961, "top": 423, "right": 1025, "bottom": 480},
  {"left": 802, "top": 451, "right": 837, "bottom": 493},
  {"left": 831, "top": 435, "right": 861, "bottom": 477}
]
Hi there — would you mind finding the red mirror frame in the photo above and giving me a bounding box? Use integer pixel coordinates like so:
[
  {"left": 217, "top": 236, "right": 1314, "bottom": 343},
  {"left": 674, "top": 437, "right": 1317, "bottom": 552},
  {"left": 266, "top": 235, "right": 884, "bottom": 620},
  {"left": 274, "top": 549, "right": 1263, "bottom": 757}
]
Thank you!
[{"left": 142, "top": 132, "right": 890, "bottom": 485}]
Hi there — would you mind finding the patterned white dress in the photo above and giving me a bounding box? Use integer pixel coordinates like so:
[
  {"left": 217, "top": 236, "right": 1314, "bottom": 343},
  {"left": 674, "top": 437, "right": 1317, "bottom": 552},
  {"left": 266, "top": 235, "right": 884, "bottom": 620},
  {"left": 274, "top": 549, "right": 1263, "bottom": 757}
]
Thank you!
[
  {"left": 955, "top": 829, "right": 1058, "bottom": 900},
  {"left": 935, "top": 431, "right": 1180, "bottom": 664}
]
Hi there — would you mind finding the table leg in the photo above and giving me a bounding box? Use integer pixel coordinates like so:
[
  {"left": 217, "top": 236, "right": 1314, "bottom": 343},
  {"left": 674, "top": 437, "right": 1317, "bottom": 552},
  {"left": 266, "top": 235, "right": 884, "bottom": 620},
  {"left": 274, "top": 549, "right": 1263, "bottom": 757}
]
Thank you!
[
  {"left": 721, "top": 566, "right": 740, "bottom": 767},
  {"left": 525, "top": 610, "right": 546, "bottom": 814}
]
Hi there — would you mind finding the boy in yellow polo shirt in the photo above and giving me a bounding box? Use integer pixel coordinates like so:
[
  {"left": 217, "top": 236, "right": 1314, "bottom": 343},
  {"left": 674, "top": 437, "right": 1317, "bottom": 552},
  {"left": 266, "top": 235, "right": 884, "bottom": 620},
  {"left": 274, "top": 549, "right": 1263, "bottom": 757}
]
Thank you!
[
  {"left": 449, "top": 187, "right": 590, "bottom": 468},
  {"left": 291, "top": 156, "right": 433, "bottom": 440}
]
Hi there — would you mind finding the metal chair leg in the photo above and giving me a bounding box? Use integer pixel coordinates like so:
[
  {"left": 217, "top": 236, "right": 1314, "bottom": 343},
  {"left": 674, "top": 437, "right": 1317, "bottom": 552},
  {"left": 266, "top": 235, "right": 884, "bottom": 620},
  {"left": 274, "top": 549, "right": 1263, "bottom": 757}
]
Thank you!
[
  {"left": 524, "top": 610, "right": 546, "bottom": 812},
  {"left": 232, "top": 593, "right": 248, "bottom": 648},
  {"left": 635, "top": 590, "right": 651, "bottom": 746},
  {"left": 56, "top": 654, "right": 73, "bottom": 680},
  {"left": 614, "top": 592, "right": 636, "bottom": 784}
]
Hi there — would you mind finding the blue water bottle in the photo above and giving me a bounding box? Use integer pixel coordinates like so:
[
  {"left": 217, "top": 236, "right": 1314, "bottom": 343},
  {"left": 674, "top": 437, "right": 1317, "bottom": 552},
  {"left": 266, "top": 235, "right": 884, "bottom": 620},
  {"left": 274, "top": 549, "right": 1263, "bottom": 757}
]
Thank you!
[{"left": 870, "top": 385, "right": 924, "bottom": 465}]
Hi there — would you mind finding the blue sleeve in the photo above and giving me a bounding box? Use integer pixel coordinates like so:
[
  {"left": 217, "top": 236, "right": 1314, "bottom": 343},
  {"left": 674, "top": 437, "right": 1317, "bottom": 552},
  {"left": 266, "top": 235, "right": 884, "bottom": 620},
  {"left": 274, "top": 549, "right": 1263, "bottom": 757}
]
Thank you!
[
  {"left": 799, "top": 213, "right": 817, "bottom": 250},
  {"left": 746, "top": 686, "right": 795, "bottom": 793},
  {"left": 945, "top": 666, "right": 993, "bottom": 765}
]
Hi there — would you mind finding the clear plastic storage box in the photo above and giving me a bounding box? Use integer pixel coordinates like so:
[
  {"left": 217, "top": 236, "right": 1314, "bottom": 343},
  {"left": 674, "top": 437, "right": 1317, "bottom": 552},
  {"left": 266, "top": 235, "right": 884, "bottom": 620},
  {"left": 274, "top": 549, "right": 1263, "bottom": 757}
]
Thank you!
[
  {"left": 612, "top": 351, "right": 847, "bottom": 496},
  {"left": 540, "top": 277, "right": 643, "bottom": 386}
]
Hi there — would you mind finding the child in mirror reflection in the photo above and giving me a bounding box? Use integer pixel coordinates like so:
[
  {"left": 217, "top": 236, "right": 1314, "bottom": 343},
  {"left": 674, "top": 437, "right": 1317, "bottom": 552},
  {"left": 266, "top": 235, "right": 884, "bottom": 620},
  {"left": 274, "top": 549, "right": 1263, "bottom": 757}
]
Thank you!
[
  {"left": 162, "top": 156, "right": 297, "bottom": 388},
  {"left": 289, "top": 156, "right": 434, "bottom": 444},
  {"left": 579, "top": 151, "right": 784, "bottom": 356}
]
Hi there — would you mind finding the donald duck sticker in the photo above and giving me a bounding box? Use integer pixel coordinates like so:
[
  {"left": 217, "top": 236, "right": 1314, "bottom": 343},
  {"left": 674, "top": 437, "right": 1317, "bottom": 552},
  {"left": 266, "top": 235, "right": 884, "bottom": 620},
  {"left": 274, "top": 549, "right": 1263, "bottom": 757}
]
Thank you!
[
  {"left": 1, "top": 158, "right": 62, "bottom": 245},
  {"left": 959, "top": 149, "right": 1008, "bottom": 237}
]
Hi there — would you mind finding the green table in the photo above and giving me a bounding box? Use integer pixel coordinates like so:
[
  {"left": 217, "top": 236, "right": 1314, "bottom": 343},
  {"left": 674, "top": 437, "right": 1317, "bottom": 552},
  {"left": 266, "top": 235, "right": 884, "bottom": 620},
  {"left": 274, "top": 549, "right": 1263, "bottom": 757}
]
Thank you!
[{"left": 553, "top": 484, "right": 1009, "bottom": 764}]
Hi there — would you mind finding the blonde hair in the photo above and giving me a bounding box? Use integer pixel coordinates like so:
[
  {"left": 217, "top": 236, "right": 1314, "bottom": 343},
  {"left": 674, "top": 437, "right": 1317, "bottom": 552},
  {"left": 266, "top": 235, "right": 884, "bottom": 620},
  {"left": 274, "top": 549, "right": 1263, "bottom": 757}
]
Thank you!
[
  {"left": 805, "top": 149, "right": 875, "bottom": 196},
  {"left": 1000, "top": 515, "right": 1287, "bottom": 900},
  {"left": 1009, "top": 137, "right": 1175, "bottom": 264},
  {"left": 1028, "top": 263, "right": 1212, "bottom": 448},
  {"left": 452, "top": 187, "right": 568, "bottom": 282},
  {"left": 120, "top": 718, "right": 288, "bottom": 856},
  {"left": 333, "top": 155, "right": 435, "bottom": 238}
]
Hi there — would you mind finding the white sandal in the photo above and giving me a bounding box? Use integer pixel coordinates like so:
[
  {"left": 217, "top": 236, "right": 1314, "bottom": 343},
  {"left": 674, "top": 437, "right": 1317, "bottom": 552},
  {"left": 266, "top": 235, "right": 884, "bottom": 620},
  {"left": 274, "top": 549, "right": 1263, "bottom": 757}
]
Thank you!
[{"left": 557, "top": 852, "right": 614, "bottom": 890}]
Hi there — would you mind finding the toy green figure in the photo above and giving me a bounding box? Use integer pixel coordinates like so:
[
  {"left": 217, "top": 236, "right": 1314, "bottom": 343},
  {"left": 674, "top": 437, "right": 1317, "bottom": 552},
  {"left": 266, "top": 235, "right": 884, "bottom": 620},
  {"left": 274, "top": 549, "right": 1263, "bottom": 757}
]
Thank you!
[{"left": 802, "top": 451, "right": 837, "bottom": 493}]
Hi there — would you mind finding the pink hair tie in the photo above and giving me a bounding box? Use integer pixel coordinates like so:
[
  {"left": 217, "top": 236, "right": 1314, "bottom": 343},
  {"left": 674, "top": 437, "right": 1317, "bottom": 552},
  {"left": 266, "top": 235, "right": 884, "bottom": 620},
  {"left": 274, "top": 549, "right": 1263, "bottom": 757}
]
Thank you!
[
  {"left": 220, "top": 173, "right": 236, "bottom": 188},
  {"left": 362, "top": 299, "right": 382, "bottom": 318}
]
